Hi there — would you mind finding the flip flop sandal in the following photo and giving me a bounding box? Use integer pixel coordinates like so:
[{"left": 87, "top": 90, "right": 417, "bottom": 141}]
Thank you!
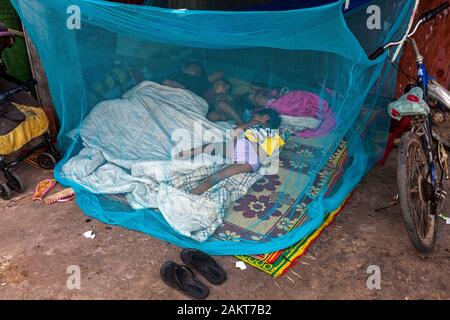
[
  {"left": 56, "top": 194, "right": 76, "bottom": 202},
  {"left": 43, "top": 188, "right": 75, "bottom": 205},
  {"left": 33, "top": 179, "right": 57, "bottom": 201},
  {"left": 160, "top": 261, "right": 209, "bottom": 300},
  {"left": 180, "top": 249, "right": 227, "bottom": 285}
]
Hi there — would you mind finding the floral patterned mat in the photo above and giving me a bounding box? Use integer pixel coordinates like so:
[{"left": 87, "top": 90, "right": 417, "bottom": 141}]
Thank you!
[
  {"left": 213, "top": 133, "right": 348, "bottom": 243},
  {"left": 229, "top": 106, "right": 384, "bottom": 277}
]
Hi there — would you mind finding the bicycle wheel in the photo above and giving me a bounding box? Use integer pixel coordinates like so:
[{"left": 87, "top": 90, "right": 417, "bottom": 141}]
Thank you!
[{"left": 397, "top": 131, "right": 436, "bottom": 252}]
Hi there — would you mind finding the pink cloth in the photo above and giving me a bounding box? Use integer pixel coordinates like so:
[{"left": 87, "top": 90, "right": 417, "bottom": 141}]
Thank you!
[{"left": 266, "top": 90, "right": 336, "bottom": 138}]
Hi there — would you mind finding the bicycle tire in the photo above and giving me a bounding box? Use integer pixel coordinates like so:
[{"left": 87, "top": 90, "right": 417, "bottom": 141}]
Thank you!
[{"left": 397, "top": 131, "right": 436, "bottom": 252}]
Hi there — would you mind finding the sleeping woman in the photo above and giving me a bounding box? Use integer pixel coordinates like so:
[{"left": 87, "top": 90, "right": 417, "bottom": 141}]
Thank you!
[
  {"left": 174, "top": 109, "right": 281, "bottom": 195},
  {"left": 204, "top": 79, "right": 245, "bottom": 125}
]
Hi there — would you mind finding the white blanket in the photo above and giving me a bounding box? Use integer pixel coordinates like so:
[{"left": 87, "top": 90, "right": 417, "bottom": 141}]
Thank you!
[{"left": 61, "top": 81, "right": 259, "bottom": 241}]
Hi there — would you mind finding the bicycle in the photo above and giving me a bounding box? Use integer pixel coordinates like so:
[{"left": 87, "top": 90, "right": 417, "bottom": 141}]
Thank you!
[{"left": 369, "top": 2, "right": 450, "bottom": 252}]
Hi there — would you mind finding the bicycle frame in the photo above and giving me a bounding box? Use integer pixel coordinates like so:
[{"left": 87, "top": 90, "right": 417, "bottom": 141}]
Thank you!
[
  {"left": 368, "top": 1, "right": 449, "bottom": 250},
  {"left": 406, "top": 36, "right": 441, "bottom": 212},
  {"left": 407, "top": 38, "right": 428, "bottom": 96}
]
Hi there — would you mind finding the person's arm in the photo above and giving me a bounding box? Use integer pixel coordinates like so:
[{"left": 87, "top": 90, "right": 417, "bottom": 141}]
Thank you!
[
  {"left": 234, "top": 119, "right": 261, "bottom": 131},
  {"left": 174, "top": 144, "right": 208, "bottom": 160},
  {"left": 206, "top": 111, "right": 225, "bottom": 122},
  {"left": 174, "top": 142, "right": 226, "bottom": 160},
  {"left": 216, "top": 101, "right": 244, "bottom": 126},
  {"left": 191, "top": 164, "right": 254, "bottom": 195},
  {"left": 231, "top": 119, "right": 263, "bottom": 138}
]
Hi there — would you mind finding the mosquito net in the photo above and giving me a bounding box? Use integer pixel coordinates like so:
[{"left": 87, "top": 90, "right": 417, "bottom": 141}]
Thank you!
[{"left": 11, "top": 0, "right": 414, "bottom": 254}]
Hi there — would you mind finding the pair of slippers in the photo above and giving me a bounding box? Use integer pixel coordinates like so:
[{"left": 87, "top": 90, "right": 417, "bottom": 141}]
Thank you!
[
  {"left": 161, "top": 248, "right": 226, "bottom": 300},
  {"left": 33, "top": 179, "right": 75, "bottom": 205}
]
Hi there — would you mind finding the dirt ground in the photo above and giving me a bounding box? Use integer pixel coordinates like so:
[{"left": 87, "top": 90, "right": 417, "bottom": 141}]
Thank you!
[{"left": 0, "top": 151, "right": 448, "bottom": 300}]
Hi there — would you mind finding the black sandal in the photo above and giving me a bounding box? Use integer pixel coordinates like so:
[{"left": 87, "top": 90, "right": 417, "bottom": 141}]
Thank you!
[
  {"left": 180, "top": 249, "right": 227, "bottom": 285},
  {"left": 160, "top": 261, "right": 209, "bottom": 300}
]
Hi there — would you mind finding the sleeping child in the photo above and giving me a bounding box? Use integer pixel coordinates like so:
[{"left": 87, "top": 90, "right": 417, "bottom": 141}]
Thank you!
[
  {"left": 164, "top": 64, "right": 245, "bottom": 124},
  {"left": 175, "top": 109, "right": 282, "bottom": 195},
  {"left": 163, "top": 63, "right": 224, "bottom": 97}
]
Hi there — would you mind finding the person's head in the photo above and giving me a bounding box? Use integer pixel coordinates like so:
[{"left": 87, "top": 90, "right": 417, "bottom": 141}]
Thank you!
[
  {"left": 252, "top": 109, "right": 281, "bottom": 129},
  {"left": 182, "top": 63, "right": 203, "bottom": 77},
  {"left": 212, "top": 79, "right": 231, "bottom": 94}
]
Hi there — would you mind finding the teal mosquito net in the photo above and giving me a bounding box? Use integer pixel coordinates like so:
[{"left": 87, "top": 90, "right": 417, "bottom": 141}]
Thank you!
[{"left": 11, "top": 0, "right": 414, "bottom": 254}]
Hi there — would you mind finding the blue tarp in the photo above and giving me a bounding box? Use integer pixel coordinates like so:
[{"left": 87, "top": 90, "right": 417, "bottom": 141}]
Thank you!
[{"left": 10, "top": 0, "right": 414, "bottom": 254}]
